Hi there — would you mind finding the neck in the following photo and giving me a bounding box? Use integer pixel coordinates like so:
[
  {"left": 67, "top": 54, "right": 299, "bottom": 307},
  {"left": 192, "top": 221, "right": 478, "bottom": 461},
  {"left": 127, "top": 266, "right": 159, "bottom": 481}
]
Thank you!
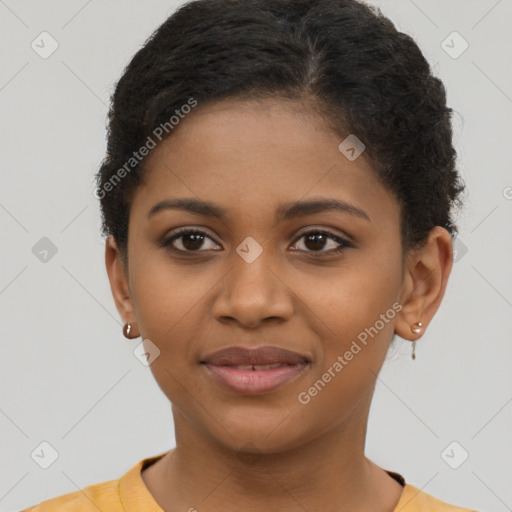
[{"left": 142, "top": 398, "right": 404, "bottom": 512}]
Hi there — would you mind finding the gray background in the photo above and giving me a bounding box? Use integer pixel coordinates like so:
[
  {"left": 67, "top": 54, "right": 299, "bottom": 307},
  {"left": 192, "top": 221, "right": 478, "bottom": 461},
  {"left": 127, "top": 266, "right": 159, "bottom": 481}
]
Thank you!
[{"left": 1, "top": 1, "right": 511, "bottom": 511}]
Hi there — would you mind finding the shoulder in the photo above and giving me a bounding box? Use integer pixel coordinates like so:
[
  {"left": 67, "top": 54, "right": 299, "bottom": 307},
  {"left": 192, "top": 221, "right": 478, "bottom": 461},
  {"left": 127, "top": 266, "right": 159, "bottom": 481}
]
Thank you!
[
  {"left": 19, "top": 453, "right": 168, "bottom": 512},
  {"left": 398, "top": 483, "right": 479, "bottom": 512},
  {"left": 19, "top": 478, "right": 122, "bottom": 512}
]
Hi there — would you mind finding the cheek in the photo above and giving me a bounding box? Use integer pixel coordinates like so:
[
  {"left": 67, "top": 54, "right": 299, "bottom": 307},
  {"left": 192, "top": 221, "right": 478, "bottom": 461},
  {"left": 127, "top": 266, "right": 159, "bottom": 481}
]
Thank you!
[
  {"left": 292, "top": 281, "right": 398, "bottom": 432},
  {"left": 129, "top": 254, "right": 210, "bottom": 338},
  {"left": 295, "top": 256, "right": 401, "bottom": 340},
  {"left": 294, "top": 251, "right": 402, "bottom": 404},
  {"left": 127, "top": 258, "right": 222, "bottom": 387}
]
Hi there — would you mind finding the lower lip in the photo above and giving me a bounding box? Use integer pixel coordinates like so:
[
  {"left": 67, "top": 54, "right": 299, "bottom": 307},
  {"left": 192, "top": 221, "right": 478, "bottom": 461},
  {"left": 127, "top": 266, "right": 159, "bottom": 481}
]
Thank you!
[{"left": 203, "top": 363, "right": 309, "bottom": 395}]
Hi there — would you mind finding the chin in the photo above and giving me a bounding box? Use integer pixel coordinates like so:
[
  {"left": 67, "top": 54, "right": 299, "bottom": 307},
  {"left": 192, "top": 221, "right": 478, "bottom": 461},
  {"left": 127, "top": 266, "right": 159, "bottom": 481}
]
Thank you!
[{"left": 207, "top": 411, "right": 311, "bottom": 455}]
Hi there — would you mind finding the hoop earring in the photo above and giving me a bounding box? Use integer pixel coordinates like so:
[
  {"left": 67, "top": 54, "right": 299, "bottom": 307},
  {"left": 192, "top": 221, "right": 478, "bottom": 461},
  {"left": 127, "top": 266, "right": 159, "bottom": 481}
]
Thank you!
[
  {"left": 123, "top": 322, "right": 137, "bottom": 339},
  {"left": 410, "top": 322, "right": 422, "bottom": 360}
]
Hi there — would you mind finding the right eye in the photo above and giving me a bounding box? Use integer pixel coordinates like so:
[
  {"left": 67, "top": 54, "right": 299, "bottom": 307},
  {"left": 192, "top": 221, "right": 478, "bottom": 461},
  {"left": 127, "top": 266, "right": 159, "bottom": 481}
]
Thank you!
[{"left": 160, "top": 228, "right": 222, "bottom": 253}]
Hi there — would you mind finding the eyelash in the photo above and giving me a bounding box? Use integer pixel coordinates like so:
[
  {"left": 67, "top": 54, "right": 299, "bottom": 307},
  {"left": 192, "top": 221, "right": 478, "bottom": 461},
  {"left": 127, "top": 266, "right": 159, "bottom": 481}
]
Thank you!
[{"left": 160, "top": 228, "right": 353, "bottom": 257}]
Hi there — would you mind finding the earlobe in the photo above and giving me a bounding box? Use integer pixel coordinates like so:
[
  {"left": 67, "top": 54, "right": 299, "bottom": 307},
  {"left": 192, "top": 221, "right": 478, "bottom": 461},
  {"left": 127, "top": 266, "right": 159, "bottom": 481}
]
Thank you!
[
  {"left": 394, "top": 226, "right": 454, "bottom": 342},
  {"left": 104, "top": 235, "right": 137, "bottom": 326}
]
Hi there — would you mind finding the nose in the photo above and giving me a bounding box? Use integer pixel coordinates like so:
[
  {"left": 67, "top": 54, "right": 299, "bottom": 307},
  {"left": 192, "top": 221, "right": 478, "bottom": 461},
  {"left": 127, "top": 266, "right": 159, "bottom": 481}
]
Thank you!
[{"left": 211, "top": 248, "right": 294, "bottom": 329}]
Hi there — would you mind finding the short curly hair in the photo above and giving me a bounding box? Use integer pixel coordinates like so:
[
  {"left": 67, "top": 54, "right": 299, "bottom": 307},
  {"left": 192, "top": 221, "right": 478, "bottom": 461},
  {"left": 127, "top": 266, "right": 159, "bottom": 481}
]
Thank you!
[{"left": 95, "top": 0, "right": 465, "bottom": 262}]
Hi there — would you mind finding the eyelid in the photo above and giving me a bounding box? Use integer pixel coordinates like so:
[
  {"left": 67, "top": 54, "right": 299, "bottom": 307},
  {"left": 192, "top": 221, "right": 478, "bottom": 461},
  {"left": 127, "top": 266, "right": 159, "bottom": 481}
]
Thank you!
[
  {"left": 161, "top": 226, "right": 221, "bottom": 248},
  {"left": 291, "top": 225, "right": 354, "bottom": 244}
]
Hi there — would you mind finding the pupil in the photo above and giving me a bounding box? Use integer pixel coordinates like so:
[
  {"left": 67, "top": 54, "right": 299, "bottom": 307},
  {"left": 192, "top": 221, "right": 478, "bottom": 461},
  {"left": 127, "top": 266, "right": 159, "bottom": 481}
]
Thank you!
[
  {"left": 305, "top": 233, "right": 326, "bottom": 251},
  {"left": 183, "top": 233, "right": 204, "bottom": 250}
]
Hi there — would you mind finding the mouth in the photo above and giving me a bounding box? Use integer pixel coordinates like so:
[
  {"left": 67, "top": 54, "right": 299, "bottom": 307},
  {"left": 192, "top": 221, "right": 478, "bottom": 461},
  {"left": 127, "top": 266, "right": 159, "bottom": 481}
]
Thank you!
[{"left": 200, "top": 345, "right": 311, "bottom": 395}]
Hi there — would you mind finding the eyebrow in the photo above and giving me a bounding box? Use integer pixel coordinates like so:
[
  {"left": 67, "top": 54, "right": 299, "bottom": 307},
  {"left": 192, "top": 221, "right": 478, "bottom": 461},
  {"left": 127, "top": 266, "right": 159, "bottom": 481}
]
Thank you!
[{"left": 147, "top": 197, "right": 371, "bottom": 222}]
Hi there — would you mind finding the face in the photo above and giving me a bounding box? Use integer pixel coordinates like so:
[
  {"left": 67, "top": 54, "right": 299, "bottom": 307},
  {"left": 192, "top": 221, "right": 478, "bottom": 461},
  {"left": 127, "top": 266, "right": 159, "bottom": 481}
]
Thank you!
[{"left": 106, "top": 98, "right": 439, "bottom": 455}]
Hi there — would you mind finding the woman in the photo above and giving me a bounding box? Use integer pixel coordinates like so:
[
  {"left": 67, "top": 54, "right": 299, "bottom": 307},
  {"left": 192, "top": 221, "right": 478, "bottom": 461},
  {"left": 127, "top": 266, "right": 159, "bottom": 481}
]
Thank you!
[{"left": 22, "top": 0, "right": 477, "bottom": 510}]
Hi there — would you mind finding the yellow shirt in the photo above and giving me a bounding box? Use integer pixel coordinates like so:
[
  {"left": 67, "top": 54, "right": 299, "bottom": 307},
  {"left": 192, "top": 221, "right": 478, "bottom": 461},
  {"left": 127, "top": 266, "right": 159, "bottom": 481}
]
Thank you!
[{"left": 21, "top": 451, "right": 478, "bottom": 511}]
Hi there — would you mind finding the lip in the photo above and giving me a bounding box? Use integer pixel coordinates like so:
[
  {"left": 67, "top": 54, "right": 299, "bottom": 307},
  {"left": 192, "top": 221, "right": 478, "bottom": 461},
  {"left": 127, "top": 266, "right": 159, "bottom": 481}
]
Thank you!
[
  {"left": 201, "top": 345, "right": 310, "bottom": 366},
  {"left": 200, "top": 345, "right": 311, "bottom": 395}
]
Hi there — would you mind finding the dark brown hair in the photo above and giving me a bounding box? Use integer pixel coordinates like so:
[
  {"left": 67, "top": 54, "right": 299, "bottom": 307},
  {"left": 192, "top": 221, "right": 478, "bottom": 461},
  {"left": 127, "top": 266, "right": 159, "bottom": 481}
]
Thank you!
[{"left": 95, "top": 0, "right": 465, "bottom": 262}]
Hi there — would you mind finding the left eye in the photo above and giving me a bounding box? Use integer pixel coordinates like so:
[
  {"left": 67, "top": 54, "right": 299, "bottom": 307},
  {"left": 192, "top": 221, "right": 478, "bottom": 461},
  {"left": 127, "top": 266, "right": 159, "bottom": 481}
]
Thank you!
[{"left": 290, "top": 230, "right": 352, "bottom": 255}]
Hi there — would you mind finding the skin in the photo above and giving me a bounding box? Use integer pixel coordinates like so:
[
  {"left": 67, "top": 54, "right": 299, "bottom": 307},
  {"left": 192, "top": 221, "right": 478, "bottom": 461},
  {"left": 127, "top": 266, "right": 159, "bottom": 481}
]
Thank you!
[{"left": 105, "top": 98, "right": 453, "bottom": 512}]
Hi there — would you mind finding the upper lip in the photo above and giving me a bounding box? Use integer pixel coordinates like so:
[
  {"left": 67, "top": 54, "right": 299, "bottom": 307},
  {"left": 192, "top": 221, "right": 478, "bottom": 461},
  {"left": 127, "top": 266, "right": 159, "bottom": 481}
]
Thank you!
[{"left": 201, "top": 346, "right": 310, "bottom": 366}]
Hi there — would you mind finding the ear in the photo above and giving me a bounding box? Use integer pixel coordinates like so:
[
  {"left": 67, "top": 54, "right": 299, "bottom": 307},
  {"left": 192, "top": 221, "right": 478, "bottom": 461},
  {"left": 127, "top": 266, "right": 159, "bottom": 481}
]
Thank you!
[
  {"left": 105, "top": 235, "right": 139, "bottom": 335},
  {"left": 394, "top": 226, "right": 454, "bottom": 341}
]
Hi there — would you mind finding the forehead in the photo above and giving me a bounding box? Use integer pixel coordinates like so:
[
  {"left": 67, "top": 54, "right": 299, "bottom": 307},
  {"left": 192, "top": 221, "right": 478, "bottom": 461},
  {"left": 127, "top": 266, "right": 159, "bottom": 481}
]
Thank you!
[{"left": 131, "top": 98, "right": 400, "bottom": 230}]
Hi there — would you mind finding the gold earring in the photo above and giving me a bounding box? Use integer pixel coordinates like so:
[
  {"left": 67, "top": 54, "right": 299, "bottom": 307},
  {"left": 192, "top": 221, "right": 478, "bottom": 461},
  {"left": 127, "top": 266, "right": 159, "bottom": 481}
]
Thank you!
[
  {"left": 410, "top": 322, "right": 422, "bottom": 360},
  {"left": 123, "top": 322, "right": 137, "bottom": 339},
  {"left": 410, "top": 321, "right": 423, "bottom": 334}
]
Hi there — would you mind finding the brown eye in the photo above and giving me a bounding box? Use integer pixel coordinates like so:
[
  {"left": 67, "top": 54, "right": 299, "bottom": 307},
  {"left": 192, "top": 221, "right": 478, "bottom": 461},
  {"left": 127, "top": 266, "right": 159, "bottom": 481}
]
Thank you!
[
  {"left": 161, "top": 229, "right": 221, "bottom": 252},
  {"left": 291, "top": 230, "right": 352, "bottom": 256}
]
